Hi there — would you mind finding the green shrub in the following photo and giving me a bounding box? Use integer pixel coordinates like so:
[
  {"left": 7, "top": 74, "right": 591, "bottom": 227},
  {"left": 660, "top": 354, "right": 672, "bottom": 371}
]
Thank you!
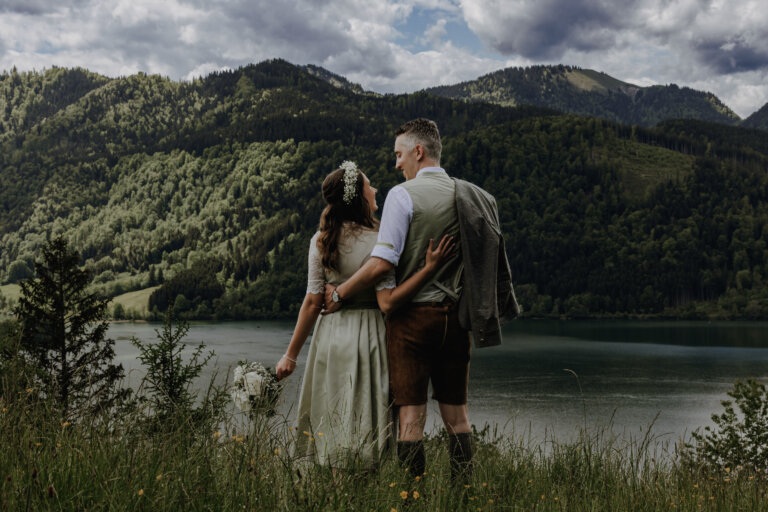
[
  {"left": 131, "top": 311, "right": 228, "bottom": 429},
  {"left": 683, "top": 378, "right": 768, "bottom": 471}
]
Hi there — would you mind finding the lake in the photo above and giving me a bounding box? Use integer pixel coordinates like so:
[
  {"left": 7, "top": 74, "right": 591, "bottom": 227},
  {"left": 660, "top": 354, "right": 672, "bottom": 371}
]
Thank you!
[{"left": 108, "top": 319, "right": 768, "bottom": 445}]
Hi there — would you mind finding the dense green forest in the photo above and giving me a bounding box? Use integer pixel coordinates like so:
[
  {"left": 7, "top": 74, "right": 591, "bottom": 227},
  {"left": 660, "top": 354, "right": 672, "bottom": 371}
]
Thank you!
[
  {"left": 1, "top": 60, "right": 767, "bottom": 320},
  {"left": 425, "top": 65, "right": 745, "bottom": 128}
]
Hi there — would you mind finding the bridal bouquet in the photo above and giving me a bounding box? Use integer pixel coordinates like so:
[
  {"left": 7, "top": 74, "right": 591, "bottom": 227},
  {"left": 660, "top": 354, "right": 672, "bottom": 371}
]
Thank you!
[{"left": 231, "top": 361, "right": 281, "bottom": 417}]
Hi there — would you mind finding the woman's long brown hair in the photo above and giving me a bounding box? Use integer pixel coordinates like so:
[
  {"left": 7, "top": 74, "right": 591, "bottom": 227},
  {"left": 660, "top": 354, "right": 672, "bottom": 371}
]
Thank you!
[{"left": 318, "top": 167, "right": 378, "bottom": 272}]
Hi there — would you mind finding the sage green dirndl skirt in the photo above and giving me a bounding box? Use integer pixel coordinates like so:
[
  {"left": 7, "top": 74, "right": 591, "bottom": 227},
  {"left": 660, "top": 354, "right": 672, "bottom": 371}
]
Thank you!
[{"left": 294, "top": 306, "right": 392, "bottom": 467}]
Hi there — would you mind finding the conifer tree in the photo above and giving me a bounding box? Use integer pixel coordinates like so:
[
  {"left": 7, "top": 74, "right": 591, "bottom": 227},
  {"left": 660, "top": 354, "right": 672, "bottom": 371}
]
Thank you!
[{"left": 16, "top": 237, "right": 127, "bottom": 418}]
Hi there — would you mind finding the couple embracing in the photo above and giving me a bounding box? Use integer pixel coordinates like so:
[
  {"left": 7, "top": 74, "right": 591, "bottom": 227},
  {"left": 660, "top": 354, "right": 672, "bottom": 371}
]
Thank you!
[{"left": 276, "top": 118, "right": 519, "bottom": 479}]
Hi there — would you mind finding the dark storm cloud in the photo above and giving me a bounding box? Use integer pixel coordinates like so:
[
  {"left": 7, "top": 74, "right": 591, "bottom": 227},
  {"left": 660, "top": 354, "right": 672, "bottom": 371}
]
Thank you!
[
  {"left": 0, "top": 0, "right": 87, "bottom": 15},
  {"left": 488, "top": 0, "right": 635, "bottom": 60},
  {"left": 695, "top": 37, "right": 768, "bottom": 74},
  {"left": 0, "top": 0, "right": 51, "bottom": 14},
  {"left": 223, "top": 0, "right": 351, "bottom": 62}
]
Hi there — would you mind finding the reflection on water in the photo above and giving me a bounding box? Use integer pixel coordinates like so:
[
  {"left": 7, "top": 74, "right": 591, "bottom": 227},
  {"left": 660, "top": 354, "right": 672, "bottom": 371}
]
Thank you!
[{"left": 109, "top": 319, "right": 768, "bottom": 443}]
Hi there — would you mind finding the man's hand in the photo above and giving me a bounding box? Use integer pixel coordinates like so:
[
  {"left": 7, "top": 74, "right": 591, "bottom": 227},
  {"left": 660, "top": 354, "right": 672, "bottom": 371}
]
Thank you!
[{"left": 322, "top": 283, "right": 342, "bottom": 315}]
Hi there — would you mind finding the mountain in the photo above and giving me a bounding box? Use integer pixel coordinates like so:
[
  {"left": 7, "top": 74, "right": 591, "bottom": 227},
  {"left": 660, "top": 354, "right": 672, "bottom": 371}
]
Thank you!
[
  {"left": 742, "top": 102, "right": 768, "bottom": 131},
  {"left": 301, "top": 64, "right": 370, "bottom": 95},
  {"left": 1, "top": 60, "right": 767, "bottom": 321},
  {"left": 424, "top": 65, "right": 741, "bottom": 127}
]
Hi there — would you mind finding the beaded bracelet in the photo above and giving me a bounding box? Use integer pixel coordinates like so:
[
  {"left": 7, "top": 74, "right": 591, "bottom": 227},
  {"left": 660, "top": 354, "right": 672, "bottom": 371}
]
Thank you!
[{"left": 282, "top": 354, "right": 297, "bottom": 363}]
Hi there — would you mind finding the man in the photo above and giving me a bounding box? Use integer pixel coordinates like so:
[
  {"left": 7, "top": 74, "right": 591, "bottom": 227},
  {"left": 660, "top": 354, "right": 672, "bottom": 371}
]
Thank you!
[{"left": 324, "top": 118, "right": 513, "bottom": 480}]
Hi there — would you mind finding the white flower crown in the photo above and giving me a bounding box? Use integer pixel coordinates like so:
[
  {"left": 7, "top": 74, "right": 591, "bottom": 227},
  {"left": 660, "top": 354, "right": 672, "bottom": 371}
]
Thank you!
[{"left": 340, "top": 160, "right": 358, "bottom": 205}]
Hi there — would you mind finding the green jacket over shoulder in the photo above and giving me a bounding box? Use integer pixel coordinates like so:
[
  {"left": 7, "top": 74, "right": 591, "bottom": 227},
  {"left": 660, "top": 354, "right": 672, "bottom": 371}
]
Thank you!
[{"left": 454, "top": 178, "right": 520, "bottom": 348}]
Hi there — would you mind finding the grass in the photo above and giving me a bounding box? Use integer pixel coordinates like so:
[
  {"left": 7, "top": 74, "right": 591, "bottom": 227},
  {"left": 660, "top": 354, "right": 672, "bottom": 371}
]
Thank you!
[
  {"left": 0, "top": 284, "right": 21, "bottom": 302},
  {"left": 109, "top": 286, "right": 160, "bottom": 317},
  {"left": 2, "top": 385, "right": 766, "bottom": 511}
]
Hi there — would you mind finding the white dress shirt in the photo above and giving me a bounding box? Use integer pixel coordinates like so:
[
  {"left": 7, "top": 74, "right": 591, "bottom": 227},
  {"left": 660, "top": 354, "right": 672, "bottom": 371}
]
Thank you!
[{"left": 370, "top": 167, "right": 447, "bottom": 265}]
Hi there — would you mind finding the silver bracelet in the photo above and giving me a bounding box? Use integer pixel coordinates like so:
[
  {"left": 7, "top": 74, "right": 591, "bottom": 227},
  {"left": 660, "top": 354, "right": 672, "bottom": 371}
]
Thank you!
[{"left": 282, "top": 354, "right": 297, "bottom": 363}]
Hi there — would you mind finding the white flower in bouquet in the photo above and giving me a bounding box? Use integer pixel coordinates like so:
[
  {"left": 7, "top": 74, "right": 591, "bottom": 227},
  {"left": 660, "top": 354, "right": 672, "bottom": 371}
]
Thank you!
[
  {"left": 243, "top": 371, "right": 264, "bottom": 396},
  {"left": 233, "top": 365, "right": 244, "bottom": 384},
  {"left": 232, "top": 388, "right": 251, "bottom": 413},
  {"left": 231, "top": 360, "right": 281, "bottom": 416}
]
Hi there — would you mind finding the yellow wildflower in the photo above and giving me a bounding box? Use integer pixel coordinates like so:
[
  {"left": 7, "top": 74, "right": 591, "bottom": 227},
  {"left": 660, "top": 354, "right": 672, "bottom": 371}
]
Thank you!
[
  {"left": 156, "top": 474, "right": 163, "bottom": 480},
  {"left": 317, "top": 432, "right": 324, "bottom": 437},
  {"left": 2, "top": 408, "right": 7, "bottom": 413},
  {"left": 213, "top": 432, "right": 221, "bottom": 439},
  {"left": 414, "top": 476, "right": 421, "bottom": 481},
  {"left": 693, "top": 484, "right": 698, "bottom": 489},
  {"left": 465, "top": 484, "right": 471, "bottom": 489},
  {"left": 541, "top": 494, "right": 546, "bottom": 500},
  {"left": 488, "top": 499, "right": 494, "bottom": 503},
  {"left": 61, "top": 422, "right": 71, "bottom": 428},
  {"left": 26, "top": 388, "right": 33, "bottom": 393},
  {"left": 389, "top": 482, "right": 396, "bottom": 488},
  {"left": 303, "top": 430, "right": 311, "bottom": 436},
  {"left": 400, "top": 491, "right": 408, "bottom": 499},
  {"left": 724, "top": 477, "right": 730, "bottom": 483},
  {"left": 56, "top": 443, "right": 61, "bottom": 448},
  {"left": 274, "top": 449, "right": 280, "bottom": 455},
  {"left": 138, "top": 489, "right": 144, "bottom": 496},
  {"left": 236, "top": 436, "right": 244, "bottom": 443},
  {"left": 412, "top": 491, "right": 420, "bottom": 499},
  {"left": 390, "top": 509, "right": 397, "bottom": 512},
  {"left": 482, "top": 482, "right": 487, "bottom": 487},
  {"left": 725, "top": 467, "right": 731, "bottom": 473},
  {"left": 35, "top": 442, "right": 42, "bottom": 447}
]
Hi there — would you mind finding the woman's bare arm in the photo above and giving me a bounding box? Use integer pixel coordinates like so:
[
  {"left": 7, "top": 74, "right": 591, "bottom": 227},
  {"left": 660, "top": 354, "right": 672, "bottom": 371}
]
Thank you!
[{"left": 275, "top": 292, "right": 324, "bottom": 380}]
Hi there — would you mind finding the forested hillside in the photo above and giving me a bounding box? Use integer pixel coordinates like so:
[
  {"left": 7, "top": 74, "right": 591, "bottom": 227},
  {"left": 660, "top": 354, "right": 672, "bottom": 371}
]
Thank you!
[
  {"left": 425, "top": 65, "right": 742, "bottom": 128},
  {"left": 1, "top": 60, "right": 767, "bottom": 320},
  {"left": 743, "top": 102, "right": 768, "bottom": 131}
]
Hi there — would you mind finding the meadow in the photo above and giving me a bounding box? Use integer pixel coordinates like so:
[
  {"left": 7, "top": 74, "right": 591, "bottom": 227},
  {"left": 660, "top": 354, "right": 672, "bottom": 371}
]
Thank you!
[{"left": 2, "top": 383, "right": 765, "bottom": 511}]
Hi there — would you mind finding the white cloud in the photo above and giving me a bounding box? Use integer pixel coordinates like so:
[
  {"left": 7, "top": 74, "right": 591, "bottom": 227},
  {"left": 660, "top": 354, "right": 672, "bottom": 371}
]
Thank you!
[
  {"left": 422, "top": 18, "right": 447, "bottom": 46},
  {"left": 0, "top": 0, "right": 766, "bottom": 116},
  {"left": 456, "top": 0, "right": 768, "bottom": 116}
]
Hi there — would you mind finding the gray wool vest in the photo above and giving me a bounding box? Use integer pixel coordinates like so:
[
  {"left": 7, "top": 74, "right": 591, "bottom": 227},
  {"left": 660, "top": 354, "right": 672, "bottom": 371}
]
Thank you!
[{"left": 396, "top": 171, "right": 463, "bottom": 303}]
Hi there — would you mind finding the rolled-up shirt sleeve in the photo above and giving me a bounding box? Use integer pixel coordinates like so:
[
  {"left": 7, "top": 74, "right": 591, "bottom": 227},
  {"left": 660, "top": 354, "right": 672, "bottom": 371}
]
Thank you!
[{"left": 371, "top": 185, "right": 412, "bottom": 266}]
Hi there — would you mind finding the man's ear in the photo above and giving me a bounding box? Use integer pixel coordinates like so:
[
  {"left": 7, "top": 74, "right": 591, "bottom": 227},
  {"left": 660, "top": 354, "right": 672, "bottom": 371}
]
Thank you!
[{"left": 415, "top": 145, "right": 423, "bottom": 161}]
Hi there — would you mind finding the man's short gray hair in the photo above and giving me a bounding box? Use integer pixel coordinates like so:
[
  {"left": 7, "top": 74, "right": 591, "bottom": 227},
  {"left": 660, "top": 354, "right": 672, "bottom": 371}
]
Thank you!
[{"left": 395, "top": 118, "right": 441, "bottom": 164}]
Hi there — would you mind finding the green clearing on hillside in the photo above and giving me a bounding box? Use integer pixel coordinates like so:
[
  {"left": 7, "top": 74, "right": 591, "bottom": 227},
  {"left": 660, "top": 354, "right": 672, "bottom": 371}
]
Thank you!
[
  {"left": 0, "top": 284, "right": 20, "bottom": 317},
  {"left": 0, "top": 283, "right": 20, "bottom": 302},
  {"left": 600, "top": 138, "right": 695, "bottom": 200},
  {"left": 109, "top": 286, "right": 160, "bottom": 317}
]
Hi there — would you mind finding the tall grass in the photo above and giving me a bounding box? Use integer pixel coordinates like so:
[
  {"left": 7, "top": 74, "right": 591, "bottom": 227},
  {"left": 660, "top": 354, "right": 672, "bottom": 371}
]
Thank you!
[{"left": 2, "top": 373, "right": 767, "bottom": 512}]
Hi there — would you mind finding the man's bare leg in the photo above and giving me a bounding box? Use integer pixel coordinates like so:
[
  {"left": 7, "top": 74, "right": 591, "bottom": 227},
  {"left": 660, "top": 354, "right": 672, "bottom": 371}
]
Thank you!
[
  {"left": 438, "top": 403, "right": 470, "bottom": 434},
  {"left": 399, "top": 404, "right": 428, "bottom": 440}
]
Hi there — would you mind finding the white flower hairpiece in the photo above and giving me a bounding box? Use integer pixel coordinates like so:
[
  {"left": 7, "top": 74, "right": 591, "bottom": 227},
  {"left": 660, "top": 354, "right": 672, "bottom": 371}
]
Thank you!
[{"left": 340, "top": 160, "right": 358, "bottom": 205}]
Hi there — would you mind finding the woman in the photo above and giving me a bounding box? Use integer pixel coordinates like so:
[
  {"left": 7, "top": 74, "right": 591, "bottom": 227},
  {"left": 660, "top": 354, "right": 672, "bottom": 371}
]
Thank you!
[{"left": 275, "top": 161, "right": 453, "bottom": 468}]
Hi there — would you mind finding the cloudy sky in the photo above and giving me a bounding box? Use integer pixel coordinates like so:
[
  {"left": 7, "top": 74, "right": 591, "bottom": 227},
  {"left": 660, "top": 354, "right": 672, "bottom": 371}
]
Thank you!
[{"left": 1, "top": 0, "right": 767, "bottom": 118}]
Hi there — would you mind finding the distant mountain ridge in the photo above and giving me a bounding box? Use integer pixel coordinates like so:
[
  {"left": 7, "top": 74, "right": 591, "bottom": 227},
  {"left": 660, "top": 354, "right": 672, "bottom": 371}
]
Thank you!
[
  {"left": 423, "top": 65, "right": 743, "bottom": 128},
  {"left": 743, "top": 102, "right": 768, "bottom": 131},
  {"left": 300, "top": 64, "right": 372, "bottom": 95}
]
